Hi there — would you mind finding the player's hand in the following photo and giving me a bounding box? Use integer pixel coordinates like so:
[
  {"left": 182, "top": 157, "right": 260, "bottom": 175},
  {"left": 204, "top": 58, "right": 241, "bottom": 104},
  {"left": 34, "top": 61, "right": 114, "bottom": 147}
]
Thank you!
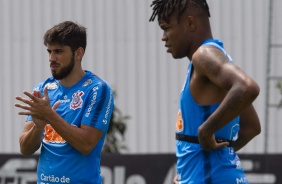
[
  {"left": 198, "top": 127, "right": 229, "bottom": 151},
  {"left": 15, "top": 86, "right": 60, "bottom": 120},
  {"left": 173, "top": 174, "right": 178, "bottom": 184},
  {"left": 29, "top": 90, "right": 47, "bottom": 129}
]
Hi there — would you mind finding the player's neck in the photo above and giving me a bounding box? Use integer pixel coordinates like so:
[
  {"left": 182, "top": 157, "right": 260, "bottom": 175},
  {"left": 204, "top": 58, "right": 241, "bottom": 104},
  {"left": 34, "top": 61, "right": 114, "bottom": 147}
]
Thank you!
[{"left": 59, "top": 68, "right": 85, "bottom": 88}]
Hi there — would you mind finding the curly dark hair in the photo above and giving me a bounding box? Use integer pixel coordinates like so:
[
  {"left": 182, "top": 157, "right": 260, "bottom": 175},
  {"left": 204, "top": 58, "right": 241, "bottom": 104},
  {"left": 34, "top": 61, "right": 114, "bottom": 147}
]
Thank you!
[
  {"left": 43, "top": 21, "right": 87, "bottom": 53},
  {"left": 149, "top": 0, "right": 210, "bottom": 23}
]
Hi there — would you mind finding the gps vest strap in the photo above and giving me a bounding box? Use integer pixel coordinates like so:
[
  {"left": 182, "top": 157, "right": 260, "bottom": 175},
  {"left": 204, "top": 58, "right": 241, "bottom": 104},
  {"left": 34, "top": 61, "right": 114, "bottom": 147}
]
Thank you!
[{"left": 176, "top": 133, "right": 234, "bottom": 147}]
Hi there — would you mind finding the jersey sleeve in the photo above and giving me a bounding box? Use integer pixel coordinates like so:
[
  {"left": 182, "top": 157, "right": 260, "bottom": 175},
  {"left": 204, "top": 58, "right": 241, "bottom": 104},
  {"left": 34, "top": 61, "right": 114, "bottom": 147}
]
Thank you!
[{"left": 82, "top": 81, "right": 114, "bottom": 133}]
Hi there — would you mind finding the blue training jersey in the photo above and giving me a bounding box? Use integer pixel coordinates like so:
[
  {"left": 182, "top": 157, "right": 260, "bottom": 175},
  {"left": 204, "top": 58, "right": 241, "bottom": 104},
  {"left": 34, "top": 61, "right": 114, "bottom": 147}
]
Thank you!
[
  {"left": 26, "top": 70, "right": 114, "bottom": 184},
  {"left": 175, "top": 39, "right": 248, "bottom": 184}
]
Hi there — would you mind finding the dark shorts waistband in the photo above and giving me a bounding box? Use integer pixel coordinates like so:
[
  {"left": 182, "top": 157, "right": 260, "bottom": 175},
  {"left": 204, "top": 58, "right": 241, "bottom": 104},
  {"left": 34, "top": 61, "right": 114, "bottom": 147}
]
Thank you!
[{"left": 176, "top": 133, "right": 234, "bottom": 147}]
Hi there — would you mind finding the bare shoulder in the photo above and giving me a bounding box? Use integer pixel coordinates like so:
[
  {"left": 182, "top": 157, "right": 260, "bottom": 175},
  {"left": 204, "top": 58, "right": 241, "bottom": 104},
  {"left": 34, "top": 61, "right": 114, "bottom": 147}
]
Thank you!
[
  {"left": 189, "top": 45, "right": 230, "bottom": 104},
  {"left": 192, "top": 45, "right": 230, "bottom": 77},
  {"left": 191, "top": 44, "right": 259, "bottom": 94}
]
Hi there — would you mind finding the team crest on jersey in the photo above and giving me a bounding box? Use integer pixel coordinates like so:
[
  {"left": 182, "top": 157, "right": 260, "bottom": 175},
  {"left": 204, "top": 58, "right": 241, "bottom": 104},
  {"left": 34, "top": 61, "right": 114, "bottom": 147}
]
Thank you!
[
  {"left": 70, "top": 90, "right": 84, "bottom": 110},
  {"left": 176, "top": 110, "right": 184, "bottom": 132},
  {"left": 46, "top": 82, "right": 58, "bottom": 90}
]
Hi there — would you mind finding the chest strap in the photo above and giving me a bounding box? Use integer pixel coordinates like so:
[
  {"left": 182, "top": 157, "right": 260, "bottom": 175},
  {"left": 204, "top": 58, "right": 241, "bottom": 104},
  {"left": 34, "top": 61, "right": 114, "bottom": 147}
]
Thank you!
[{"left": 176, "top": 133, "right": 234, "bottom": 147}]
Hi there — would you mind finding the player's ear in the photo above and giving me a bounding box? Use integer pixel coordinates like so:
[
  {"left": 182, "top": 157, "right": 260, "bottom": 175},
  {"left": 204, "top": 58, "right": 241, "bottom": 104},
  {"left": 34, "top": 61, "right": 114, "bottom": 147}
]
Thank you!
[
  {"left": 75, "top": 47, "right": 84, "bottom": 61},
  {"left": 185, "top": 16, "right": 196, "bottom": 32}
]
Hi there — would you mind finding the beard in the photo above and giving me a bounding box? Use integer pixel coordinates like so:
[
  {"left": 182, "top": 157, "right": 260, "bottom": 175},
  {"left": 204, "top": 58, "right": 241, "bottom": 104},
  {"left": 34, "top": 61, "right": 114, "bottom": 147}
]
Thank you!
[{"left": 51, "top": 56, "right": 75, "bottom": 80}]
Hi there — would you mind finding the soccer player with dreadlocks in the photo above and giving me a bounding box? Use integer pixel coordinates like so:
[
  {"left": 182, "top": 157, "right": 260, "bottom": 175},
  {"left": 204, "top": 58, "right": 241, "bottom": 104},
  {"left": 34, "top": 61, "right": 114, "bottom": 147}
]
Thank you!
[{"left": 150, "top": 0, "right": 261, "bottom": 183}]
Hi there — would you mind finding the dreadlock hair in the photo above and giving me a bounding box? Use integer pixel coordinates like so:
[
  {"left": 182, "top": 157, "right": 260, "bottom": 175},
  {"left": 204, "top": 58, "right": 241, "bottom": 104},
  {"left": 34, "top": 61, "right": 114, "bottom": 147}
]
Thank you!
[{"left": 149, "top": 0, "right": 210, "bottom": 23}]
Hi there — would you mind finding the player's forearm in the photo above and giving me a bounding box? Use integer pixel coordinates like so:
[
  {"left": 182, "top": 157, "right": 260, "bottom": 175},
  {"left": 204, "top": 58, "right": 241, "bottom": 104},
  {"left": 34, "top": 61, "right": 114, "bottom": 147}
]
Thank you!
[
  {"left": 202, "top": 83, "right": 259, "bottom": 135},
  {"left": 233, "top": 130, "right": 259, "bottom": 152},
  {"left": 234, "top": 105, "right": 261, "bottom": 152},
  {"left": 233, "top": 137, "right": 249, "bottom": 152},
  {"left": 45, "top": 110, "right": 99, "bottom": 155},
  {"left": 19, "top": 125, "right": 43, "bottom": 155}
]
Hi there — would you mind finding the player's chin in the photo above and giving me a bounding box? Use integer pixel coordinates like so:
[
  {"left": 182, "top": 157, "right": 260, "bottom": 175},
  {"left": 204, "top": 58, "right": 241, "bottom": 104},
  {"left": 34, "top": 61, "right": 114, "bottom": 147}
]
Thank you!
[
  {"left": 169, "top": 50, "right": 186, "bottom": 59},
  {"left": 171, "top": 53, "right": 186, "bottom": 59}
]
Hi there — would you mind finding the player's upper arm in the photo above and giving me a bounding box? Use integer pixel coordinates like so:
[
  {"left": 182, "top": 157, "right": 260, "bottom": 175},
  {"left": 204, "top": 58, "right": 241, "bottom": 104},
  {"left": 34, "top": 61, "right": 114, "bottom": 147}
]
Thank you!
[{"left": 192, "top": 46, "right": 250, "bottom": 91}]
